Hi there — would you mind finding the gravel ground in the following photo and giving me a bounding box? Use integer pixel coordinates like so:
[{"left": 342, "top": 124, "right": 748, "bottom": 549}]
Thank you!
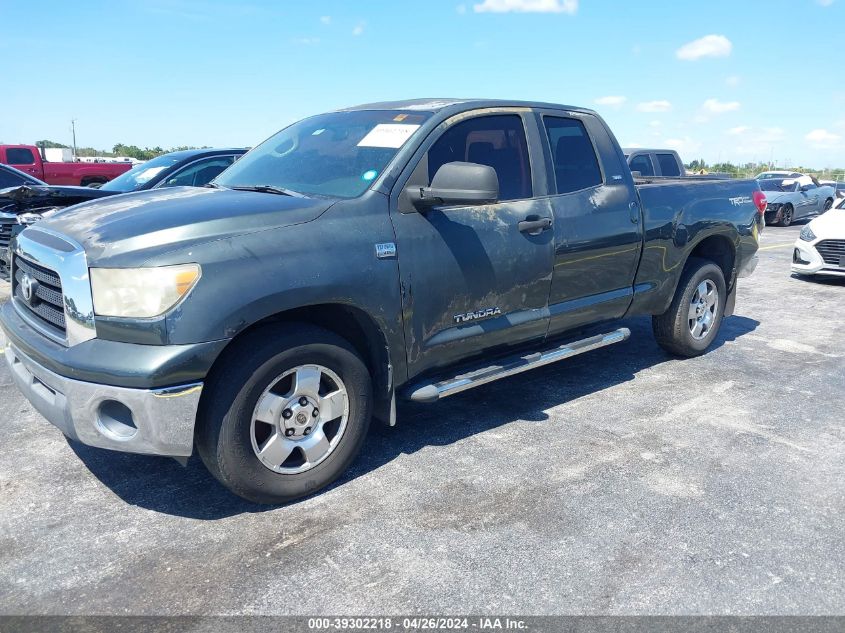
[{"left": 0, "top": 224, "right": 843, "bottom": 616}]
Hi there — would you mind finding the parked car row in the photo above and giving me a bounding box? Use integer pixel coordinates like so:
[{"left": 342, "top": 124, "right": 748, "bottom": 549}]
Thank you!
[
  {"left": 0, "top": 144, "right": 132, "bottom": 187},
  {"left": 757, "top": 174, "right": 835, "bottom": 226},
  {"left": 792, "top": 196, "right": 845, "bottom": 278},
  {"left": 0, "top": 149, "right": 246, "bottom": 278}
]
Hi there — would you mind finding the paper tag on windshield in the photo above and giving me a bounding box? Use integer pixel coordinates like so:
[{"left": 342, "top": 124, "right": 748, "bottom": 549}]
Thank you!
[{"left": 357, "top": 124, "right": 420, "bottom": 149}]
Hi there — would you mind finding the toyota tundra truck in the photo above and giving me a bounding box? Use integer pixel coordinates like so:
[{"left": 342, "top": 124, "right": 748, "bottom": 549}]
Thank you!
[{"left": 0, "top": 99, "right": 766, "bottom": 504}]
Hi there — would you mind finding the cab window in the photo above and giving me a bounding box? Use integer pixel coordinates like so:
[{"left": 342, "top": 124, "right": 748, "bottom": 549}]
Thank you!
[
  {"left": 629, "top": 154, "right": 655, "bottom": 177},
  {"left": 427, "top": 115, "right": 532, "bottom": 201},
  {"left": 543, "top": 116, "right": 602, "bottom": 194},
  {"left": 6, "top": 148, "right": 35, "bottom": 165},
  {"left": 656, "top": 153, "right": 681, "bottom": 177}
]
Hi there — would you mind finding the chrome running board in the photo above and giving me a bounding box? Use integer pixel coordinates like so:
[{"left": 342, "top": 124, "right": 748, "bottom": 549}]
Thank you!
[{"left": 405, "top": 328, "right": 630, "bottom": 403}]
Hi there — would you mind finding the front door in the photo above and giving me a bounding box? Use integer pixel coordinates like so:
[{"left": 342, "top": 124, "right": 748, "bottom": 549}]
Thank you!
[{"left": 390, "top": 112, "right": 554, "bottom": 378}]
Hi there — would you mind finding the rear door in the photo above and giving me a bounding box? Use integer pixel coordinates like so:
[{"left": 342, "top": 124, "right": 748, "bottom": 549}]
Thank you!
[
  {"left": 538, "top": 111, "right": 643, "bottom": 336},
  {"left": 390, "top": 110, "right": 554, "bottom": 378}
]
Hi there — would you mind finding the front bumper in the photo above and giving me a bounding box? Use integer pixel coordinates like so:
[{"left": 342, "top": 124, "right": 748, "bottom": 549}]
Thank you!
[
  {"left": 791, "top": 239, "right": 845, "bottom": 277},
  {"left": 790, "top": 239, "right": 845, "bottom": 277},
  {"left": 3, "top": 338, "right": 202, "bottom": 456}
]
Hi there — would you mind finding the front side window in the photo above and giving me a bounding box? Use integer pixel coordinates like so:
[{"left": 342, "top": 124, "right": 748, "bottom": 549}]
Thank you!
[
  {"left": 543, "top": 117, "right": 602, "bottom": 194},
  {"left": 657, "top": 153, "right": 681, "bottom": 177},
  {"left": 7, "top": 148, "right": 35, "bottom": 165},
  {"left": 160, "top": 157, "right": 235, "bottom": 188},
  {"left": 216, "top": 110, "right": 432, "bottom": 199},
  {"left": 629, "top": 154, "right": 655, "bottom": 177},
  {"left": 427, "top": 114, "right": 532, "bottom": 201}
]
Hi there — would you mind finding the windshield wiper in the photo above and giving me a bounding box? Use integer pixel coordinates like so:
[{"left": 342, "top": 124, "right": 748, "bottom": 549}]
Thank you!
[{"left": 228, "top": 185, "right": 306, "bottom": 198}]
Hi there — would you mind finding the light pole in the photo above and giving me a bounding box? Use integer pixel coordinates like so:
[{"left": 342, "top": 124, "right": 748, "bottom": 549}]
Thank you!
[{"left": 71, "top": 119, "right": 78, "bottom": 160}]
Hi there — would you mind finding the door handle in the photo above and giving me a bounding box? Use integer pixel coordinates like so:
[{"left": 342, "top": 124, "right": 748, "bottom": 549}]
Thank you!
[
  {"left": 629, "top": 200, "right": 640, "bottom": 224},
  {"left": 518, "top": 217, "right": 552, "bottom": 235}
]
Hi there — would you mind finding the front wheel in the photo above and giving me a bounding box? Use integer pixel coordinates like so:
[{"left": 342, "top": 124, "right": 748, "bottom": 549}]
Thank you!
[
  {"left": 823, "top": 198, "right": 833, "bottom": 212},
  {"left": 779, "top": 204, "right": 794, "bottom": 227},
  {"left": 652, "top": 258, "right": 727, "bottom": 357},
  {"left": 196, "top": 324, "right": 372, "bottom": 504}
]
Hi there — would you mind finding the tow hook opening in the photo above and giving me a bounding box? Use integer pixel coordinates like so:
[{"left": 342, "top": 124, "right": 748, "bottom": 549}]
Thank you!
[{"left": 97, "top": 400, "right": 138, "bottom": 440}]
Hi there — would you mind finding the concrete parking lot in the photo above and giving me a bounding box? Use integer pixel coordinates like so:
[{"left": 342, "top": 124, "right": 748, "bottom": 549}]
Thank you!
[{"left": 0, "top": 223, "right": 843, "bottom": 616}]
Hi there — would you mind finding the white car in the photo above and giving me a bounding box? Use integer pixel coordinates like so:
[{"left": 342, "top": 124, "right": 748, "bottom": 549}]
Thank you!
[{"left": 792, "top": 197, "right": 845, "bottom": 277}]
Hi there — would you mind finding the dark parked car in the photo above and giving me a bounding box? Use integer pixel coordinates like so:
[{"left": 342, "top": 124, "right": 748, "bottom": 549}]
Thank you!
[
  {"left": 0, "top": 148, "right": 247, "bottom": 278},
  {"left": 1, "top": 99, "right": 764, "bottom": 504}
]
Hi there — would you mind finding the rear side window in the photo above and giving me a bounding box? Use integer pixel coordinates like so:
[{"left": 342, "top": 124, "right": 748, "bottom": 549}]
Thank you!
[
  {"left": 629, "top": 154, "right": 654, "bottom": 177},
  {"left": 160, "top": 157, "right": 235, "bottom": 188},
  {"left": 427, "top": 114, "right": 532, "bottom": 201},
  {"left": 543, "top": 117, "right": 602, "bottom": 194},
  {"left": 6, "top": 148, "right": 35, "bottom": 165},
  {"left": 657, "top": 153, "right": 681, "bottom": 177}
]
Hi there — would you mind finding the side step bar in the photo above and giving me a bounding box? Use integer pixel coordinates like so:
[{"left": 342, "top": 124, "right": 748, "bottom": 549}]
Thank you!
[{"left": 405, "top": 327, "right": 631, "bottom": 403}]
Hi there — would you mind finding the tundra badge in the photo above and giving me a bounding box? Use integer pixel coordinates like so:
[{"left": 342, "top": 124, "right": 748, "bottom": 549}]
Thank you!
[{"left": 454, "top": 307, "right": 502, "bottom": 324}]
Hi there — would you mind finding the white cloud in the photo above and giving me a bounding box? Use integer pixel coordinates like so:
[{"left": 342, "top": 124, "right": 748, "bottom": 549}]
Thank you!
[
  {"left": 663, "top": 137, "right": 702, "bottom": 155},
  {"left": 805, "top": 129, "right": 841, "bottom": 148},
  {"left": 637, "top": 100, "right": 672, "bottom": 113},
  {"left": 320, "top": 15, "right": 331, "bottom": 24},
  {"left": 594, "top": 95, "right": 627, "bottom": 108},
  {"left": 352, "top": 21, "right": 366, "bottom": 36},
  {"left": 817, "top": 0, "right": 834, "bottom": 6},
  {"left": 702, "top": 98, "right": 741, "bottom": 114},
  {"left": 457, "top": 3, "right": 468, "bottom": 13},
  {"left": 676, "top": 35, "right": 732, "bottom": 61},
  {"left": 293, "top": 37, "right": 320, "bottom": 45},
  {"left": 649, "top": 120, "right": 662, "bottom": 128},
  {"left": 725, "top": 75, "right": 741, "bottom": 87},
  {"left": 473, "top": 0, "right": 578, "bottom": 13},
  {"left": 728, "top": 126, "right": 750, "bottom": 135}
]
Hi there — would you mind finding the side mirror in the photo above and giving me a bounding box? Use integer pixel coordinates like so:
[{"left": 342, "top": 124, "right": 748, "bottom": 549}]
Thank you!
[{"left": 406, "top": 161, "right": 498, "bottom": 211}]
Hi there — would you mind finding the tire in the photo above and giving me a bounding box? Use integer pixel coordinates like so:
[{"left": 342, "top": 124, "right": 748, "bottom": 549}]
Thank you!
[
  {"left": 196, "top": 324, "right": 372, "bottom": 504},
  {"left": 778, "top": 204, "right": 794, "bottom": 227},
  {"left": 652, "top": 257, "right": 727, "bottom": 358},
  {"left": 823, "top": 198, "right": 833, "bottom": 212}
]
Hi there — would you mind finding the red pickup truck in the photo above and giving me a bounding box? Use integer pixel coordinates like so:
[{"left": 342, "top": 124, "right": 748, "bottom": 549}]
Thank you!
[{"left": 0, "top": 145, "right": 132, "bottom": 186}]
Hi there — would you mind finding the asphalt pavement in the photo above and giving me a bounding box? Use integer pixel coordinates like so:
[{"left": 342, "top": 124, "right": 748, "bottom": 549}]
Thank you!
[{"left": 0, "top": 224, "right": 843, "bottom": 615}]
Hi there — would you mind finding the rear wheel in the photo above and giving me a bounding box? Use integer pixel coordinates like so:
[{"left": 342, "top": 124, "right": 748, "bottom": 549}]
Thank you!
[
  {"left": 196, "top": 324, "right": 372, "bottom": 504},
  {"left": 652, "top": 258, "right": 727, "bottom": 357},
  {"left": 779, "top": 204, "right": 794, "bottom": 227}
]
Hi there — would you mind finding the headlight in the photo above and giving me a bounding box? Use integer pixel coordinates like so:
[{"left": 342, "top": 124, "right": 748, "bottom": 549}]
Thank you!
[
  {"left": 17, "top": 213, "right": 43, "bottom": 225},
  {"left": 90, "top": 264, "right": 201, "bottom": 318},
  {"left": 767, "top": 203, "right": 781, "bottom": 211},
  {"left": 799, "top": 225, "right": 816, "bottom": 242}
]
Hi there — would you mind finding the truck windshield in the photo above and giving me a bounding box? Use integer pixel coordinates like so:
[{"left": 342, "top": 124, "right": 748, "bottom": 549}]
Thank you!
[
  {"left": 215, "top": 110, "right": 432, "bottom": 198},
  {"left": 99, "top": 154, "right": 182, "bottom": 192}
]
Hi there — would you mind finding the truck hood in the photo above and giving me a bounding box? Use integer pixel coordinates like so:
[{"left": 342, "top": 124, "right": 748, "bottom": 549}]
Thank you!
[
  {"left": 0, "top": 184, "right": 116, "bottom": 214},
  {"left": 37, "top": 186, "right": 335, "bottom": 265}
]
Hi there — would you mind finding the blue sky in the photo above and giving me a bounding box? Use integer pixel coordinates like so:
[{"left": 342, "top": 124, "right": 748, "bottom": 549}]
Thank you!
[{"left": 2, "top": 0, "right": 843, "bottom": 167}]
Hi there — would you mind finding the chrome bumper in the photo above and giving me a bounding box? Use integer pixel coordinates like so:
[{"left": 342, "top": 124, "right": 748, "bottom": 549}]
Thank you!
[{"left": 3, "top": 338, "right": 202, "bottom": 456}]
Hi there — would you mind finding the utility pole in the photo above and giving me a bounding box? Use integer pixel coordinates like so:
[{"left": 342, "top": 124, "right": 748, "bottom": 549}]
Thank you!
[{"left": 71, "top": 119, "right": 78, "bottom": 160}]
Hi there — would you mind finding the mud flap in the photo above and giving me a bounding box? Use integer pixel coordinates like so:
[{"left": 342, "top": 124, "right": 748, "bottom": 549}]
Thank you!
[
  {"left": 372, "top": 392, "right": 397, "bottom": 427},
  {"left": 724, "top": 280, "right": 737, "bottom": 317}
]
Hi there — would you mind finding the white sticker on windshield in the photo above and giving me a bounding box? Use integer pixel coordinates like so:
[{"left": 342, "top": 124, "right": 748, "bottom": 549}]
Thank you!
[{"left": 357, "top": 124, "right": 421, "bottom": 149}]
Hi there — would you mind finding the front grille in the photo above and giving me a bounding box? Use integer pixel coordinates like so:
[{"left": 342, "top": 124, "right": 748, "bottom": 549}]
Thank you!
[
  {"left": 816, "top": 239, "right": 845, "bottom": 267},
  {"left": 0, "top": 218, "right": 13, "bottom": 250},
  {"left": 12, "top": 256, "right": 67, "bottom": 334}
]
